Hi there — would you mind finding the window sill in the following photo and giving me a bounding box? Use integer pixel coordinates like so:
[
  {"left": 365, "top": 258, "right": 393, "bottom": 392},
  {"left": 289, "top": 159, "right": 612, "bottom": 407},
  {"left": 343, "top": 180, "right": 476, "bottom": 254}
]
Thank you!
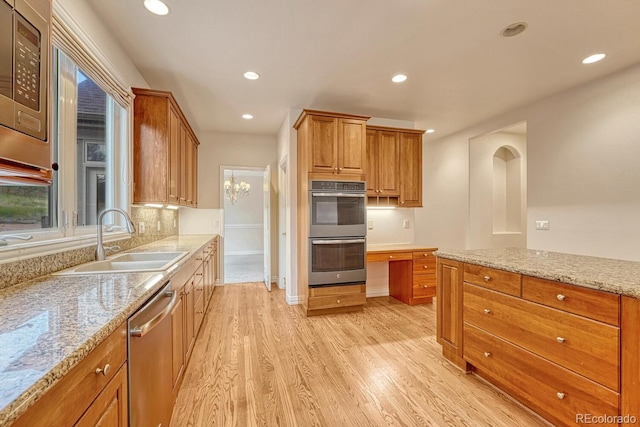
[{"left": 0, "top": 232, "right": 132, "bottom": 264}]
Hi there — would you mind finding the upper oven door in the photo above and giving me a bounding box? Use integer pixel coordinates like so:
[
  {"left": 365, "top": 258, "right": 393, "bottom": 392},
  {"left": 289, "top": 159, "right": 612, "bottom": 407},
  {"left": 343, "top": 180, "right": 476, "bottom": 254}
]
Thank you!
[{"left": 309, "top": 191, "right": 366, "bottom": 237}]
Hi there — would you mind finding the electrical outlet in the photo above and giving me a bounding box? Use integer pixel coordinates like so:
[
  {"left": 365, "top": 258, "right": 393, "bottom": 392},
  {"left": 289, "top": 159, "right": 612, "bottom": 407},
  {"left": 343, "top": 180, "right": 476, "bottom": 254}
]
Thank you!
[
  {"left": 367, "top": 220, "right": 374, "bottom": 230},
  {"left": 138, "top": 222, "right": 145, "bottom": 234},
  {"left": 535, "top": 220, "right": 550, "bottom": 230},
  {"left": 403, "top": 219, "right": 410, "bottom": 229}
]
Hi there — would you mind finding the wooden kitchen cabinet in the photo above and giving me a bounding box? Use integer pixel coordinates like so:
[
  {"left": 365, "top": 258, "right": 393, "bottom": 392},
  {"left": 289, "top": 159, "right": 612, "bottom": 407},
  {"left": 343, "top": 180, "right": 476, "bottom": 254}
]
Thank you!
[
  {"left": 365, "top": 126, "right": 424, "bottom": 207},
  {"left": 437, "top": 255, "right": 624, "bottom": 426},
  {"left": 306, "top": 284, "right": 366, "bottom": 316},
  {"left": 13, "top": 323, "right": 128, "bottom": 427},
  {"left": 436, "top": 257, "right": 467, "bottom": 370},
  {"left": 366, "top": 127, "right": 400, "bottom": 200},
  {"left": 294, "top": 109, "right": 370, "bottom": 180},
  {"left": 399, "top": 130, "right": 423, "bottom": 207},
  {"left": 171, "top": 288, "right": 185, "bottom": 397},
  {"left": 132, "top": 87, "right": 199, "bottom": 207}
]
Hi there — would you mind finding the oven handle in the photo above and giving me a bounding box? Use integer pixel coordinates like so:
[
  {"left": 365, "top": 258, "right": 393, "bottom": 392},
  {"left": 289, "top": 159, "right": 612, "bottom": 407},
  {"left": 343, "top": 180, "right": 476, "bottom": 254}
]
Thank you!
[
  {"left": 312, "top": 192, "right": 366, "bottom": 198},
  {"left": 129, "top": 289, "right": 177, "bottom": 338},
  {"left": 311, "top": 239, "right": 366, "bottom": 245}
]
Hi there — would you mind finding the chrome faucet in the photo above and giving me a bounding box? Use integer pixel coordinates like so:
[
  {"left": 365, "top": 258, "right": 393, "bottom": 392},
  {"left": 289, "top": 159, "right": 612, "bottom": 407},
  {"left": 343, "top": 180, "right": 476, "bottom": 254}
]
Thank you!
[{"left": 96, "top": 208, "right": 136, "bottom": 260}]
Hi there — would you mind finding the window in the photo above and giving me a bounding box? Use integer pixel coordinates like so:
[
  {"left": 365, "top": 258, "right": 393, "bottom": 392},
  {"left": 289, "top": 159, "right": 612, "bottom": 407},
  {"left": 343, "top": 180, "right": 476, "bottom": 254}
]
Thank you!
[{"left": 0, "top": 48, "right": 128, "bottom": 250}]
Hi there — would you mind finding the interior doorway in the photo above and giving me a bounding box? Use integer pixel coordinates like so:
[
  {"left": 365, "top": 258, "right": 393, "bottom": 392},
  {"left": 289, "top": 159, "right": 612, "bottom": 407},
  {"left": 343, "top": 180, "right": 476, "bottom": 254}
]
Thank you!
[{"left": 221, "top": 166, "right": 270, "bottom": 287}]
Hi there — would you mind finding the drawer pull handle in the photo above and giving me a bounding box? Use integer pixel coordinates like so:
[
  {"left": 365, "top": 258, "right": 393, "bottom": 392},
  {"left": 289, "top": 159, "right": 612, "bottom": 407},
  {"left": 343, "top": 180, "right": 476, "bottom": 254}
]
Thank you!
[
  {"left": 95, "top": 364, "right": 111, "bottom": 376},
  {"left": 557, "top": 294, "right": 566, "bottom": 301},
  {"left": 556, "top": 392, "right": 565, "bottom": 400},
  {"left": 423, "top": 253, "right": 429, "bottom": 257},
  {"left": 483, "top": 352, "right": 491, "bottom": 358},
  {"left": 483, "top": 275, "right": 491, "bottom": 282},
  {"left": 423, "top": 266, "right": 428, "bottom": 269},
  {"left": 483, "top": 308, "right": 491, "bottom": 314},
  {"left": 389, "top": 256, "right": 394, "bottom": 259},
  {"left": 556, "top": 337, "right": 565, "bottom": 343},
  {"left": 423, "top": 285, "right": 428, "bottom": 288},
  {"left": 337, "top": 299, "right": 341, "bottom": 303}
]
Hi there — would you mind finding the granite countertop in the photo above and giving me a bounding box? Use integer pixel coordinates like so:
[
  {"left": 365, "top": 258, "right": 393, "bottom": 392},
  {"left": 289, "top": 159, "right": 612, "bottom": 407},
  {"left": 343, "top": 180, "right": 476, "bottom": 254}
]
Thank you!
[
  {"left": 0, "top": 234, "right": 216, "bottom": 426},
  {"left": 367, "top": 243, "right": 438, "bottom": 253},
  {"left": 435, "top": 247, "right": 640, "bottom": 298}
]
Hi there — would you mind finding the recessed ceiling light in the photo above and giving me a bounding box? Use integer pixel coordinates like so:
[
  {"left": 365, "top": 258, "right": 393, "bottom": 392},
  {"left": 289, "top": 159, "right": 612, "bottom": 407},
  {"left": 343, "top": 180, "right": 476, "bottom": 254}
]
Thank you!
[
  {"left": 143, "top": 0, "right": 169, "bottom": 15},
  {"left": 426, "top": 129, "right": 435, "bottom": 134},
  {"left": 501, "top": 22, "right": 527, "bottom": 37},
  {"left": 243, "top": 71, "right": 260, "bottom": 80},
  {"left": 242, "top": 114, "right": 253, "bottom": 120},
  {"left": 392, "top": 74, "right": 407, "bottom": 83},
  {"left": 581, "top": 53, "right": 606, "bottom": 64}
]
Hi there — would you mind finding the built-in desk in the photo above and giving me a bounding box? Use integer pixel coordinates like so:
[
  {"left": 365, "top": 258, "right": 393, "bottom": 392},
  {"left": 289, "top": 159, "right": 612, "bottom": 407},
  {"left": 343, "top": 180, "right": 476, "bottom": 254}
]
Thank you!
[{"left": 367, "top": 244, "right": 438, "bottom": 305}]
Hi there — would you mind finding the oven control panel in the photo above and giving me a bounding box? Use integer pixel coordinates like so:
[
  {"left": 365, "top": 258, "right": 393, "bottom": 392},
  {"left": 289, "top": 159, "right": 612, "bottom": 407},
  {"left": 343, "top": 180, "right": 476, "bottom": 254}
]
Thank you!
[{"left": 310, "top": 180, "right": 366, "bottom": 192}]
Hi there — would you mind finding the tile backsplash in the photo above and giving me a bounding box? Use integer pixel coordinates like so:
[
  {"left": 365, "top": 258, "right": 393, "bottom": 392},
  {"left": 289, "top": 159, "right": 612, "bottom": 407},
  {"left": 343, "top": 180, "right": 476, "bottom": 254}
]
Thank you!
[{"left": 0, "top": 207, "right": 179, "bottom": 290}]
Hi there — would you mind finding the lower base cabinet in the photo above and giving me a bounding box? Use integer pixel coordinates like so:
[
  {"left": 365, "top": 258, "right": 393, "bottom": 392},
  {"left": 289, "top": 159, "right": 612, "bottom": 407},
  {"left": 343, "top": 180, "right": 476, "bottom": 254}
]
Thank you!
[
  {"left": 12, "top": 323, "right": 128, "bottom": 427},
  {"left": 306, "top": 284, "right": 366, "bottom": 316}
]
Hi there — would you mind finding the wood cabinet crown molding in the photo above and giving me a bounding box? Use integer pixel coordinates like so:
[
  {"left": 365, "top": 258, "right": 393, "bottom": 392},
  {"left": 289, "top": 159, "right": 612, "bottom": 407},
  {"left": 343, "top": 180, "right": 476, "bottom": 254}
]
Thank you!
[
  {"left": 366, "top": 125, "right": 426, "bottom": 134},
  {"left": 293, "top": 109, "right": 370, "bottom": 129}
]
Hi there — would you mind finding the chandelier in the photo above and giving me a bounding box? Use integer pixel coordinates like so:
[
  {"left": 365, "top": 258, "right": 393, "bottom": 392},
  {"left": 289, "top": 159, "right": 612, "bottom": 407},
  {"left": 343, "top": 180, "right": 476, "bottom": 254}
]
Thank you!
[{"left": 224, "top": 172, "right": 250, "bottom": 204}]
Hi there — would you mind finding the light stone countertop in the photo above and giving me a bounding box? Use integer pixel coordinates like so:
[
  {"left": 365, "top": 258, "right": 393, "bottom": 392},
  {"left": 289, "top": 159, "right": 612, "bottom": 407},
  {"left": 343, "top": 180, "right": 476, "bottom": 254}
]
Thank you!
[
  {"left": 0, "top": 234, "right": 216, "bottom": 427},
  {"left": 435, "top": 247, "right": 640, "bottom": 298},
  {"left": 367, "top": 243, "right": 438, "bottom": 253}
]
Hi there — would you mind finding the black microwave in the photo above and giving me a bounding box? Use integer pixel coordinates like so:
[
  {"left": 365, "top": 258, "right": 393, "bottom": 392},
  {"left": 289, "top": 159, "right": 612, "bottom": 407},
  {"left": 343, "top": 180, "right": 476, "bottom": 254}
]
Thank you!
[{"left": 0, "top": 0, "right": 51, "bottom": 181}]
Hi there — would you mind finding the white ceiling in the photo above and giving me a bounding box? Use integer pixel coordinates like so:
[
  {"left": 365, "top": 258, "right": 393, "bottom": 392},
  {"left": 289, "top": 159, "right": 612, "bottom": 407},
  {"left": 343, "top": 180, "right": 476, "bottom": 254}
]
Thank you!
[{"left": 87, "top": 0, "right": 640, "bottom": 139}]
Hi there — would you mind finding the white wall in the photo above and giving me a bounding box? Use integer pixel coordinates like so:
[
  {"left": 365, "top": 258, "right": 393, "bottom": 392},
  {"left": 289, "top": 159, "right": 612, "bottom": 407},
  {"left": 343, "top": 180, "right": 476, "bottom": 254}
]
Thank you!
[
  {"left": 366, "top": 209, "right": 415, "bottom": 245},
  {"left": 417, "top": 62, "right": 640, "bottom": 261},
  {"left": 179, "top": 208, "right": 223, "bottom": 234},
  {"left": 469, "top": 130, "right": 527, "bottom": 249}
]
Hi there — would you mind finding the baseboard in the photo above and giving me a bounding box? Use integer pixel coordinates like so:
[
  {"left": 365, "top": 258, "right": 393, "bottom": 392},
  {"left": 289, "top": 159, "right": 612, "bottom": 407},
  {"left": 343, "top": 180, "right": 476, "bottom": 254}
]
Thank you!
[
  {"left": 226, "top": 250, "right": 264, "bottom": 256},
  {"left": 366, "top": 289, "right": 390, "bottom": 298},
  {"left": 286, "top": 294, "right": 304, "bottom": 305}
]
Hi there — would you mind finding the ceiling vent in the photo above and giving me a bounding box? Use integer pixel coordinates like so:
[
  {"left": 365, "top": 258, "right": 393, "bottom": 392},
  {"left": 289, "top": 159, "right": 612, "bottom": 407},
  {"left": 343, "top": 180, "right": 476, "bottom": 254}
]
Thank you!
[{"left": 501, "top": 22, "right": 528, "bottom": 37}]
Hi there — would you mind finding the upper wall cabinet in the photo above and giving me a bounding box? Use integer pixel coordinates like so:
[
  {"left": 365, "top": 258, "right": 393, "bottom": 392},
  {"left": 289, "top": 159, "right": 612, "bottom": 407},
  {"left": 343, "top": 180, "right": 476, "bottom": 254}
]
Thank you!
[
  {"left": 294, "top": 110, "right": 370, "bottom": 181},
  {"left": 132, "top": 88, "right": 199, "bottom": 207},
  {"left": 366, "top": 126, "right": 424, "bottom": 207}
]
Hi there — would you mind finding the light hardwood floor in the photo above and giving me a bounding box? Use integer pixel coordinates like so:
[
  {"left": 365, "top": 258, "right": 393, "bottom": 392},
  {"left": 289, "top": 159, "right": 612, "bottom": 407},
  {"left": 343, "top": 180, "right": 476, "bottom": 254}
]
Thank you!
[{"left": 170, "top": 283, "right": 550, "bottom": 427}]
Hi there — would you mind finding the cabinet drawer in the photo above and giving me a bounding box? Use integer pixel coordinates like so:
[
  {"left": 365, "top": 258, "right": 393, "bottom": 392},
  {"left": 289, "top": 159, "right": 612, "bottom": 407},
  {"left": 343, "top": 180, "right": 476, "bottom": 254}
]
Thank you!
[
  {"left": 309, "top": 283, "right": 365, "bottom": 297},
  {"left": 464, "top": 283, "right": 619, "bottom": 391},
  {"left": 13, "top": 323, "right": 127, "bottom": 427},
  {"left": 413, "top": 273, "right": 436, "bottom": 289},
  {"left": 464, "top": 323, "right": 619, "bottom": 427},
  {"left": 522, "top": 276, "right": 620, "bottom": 326},
  {"left": 464, "top": 264, "right": 521, "bottom": 296},
  {"left": 308, "top": 292, "right": 366, "bottom": 310},
  {"left": 413, "top": 250, "right": 436, "bottom": 260},
  {"left": 413, "top": 257, "right": 436, "bottom": 273},
  {"left": 366, "top": 251, "right": 412, "bottom": 262},
  {"left": 413, "top": 281, "right": 436, "bottom": 298}
]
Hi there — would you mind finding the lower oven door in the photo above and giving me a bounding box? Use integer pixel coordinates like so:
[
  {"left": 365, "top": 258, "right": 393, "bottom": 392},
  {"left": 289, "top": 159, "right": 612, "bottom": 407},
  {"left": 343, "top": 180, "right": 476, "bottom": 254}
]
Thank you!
[{"left": 309, "top": 237, "right": 366, "bottom": 286}]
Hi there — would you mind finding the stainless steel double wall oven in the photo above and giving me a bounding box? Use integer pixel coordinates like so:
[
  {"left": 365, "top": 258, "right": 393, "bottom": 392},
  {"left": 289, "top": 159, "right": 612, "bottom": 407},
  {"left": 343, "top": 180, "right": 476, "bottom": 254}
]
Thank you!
[{"left": 308, "top": 180, "right": 367, "bottom": 287}]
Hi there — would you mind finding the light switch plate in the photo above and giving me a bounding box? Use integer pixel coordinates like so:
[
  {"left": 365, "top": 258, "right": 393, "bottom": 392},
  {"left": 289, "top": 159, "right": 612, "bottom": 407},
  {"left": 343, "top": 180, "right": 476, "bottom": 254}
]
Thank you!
[
  {"left": 535, "top": 220, "right": 550, "bottom": 230},
  {"left": 367, "top": 220, "right": 374, "bottom": 230},
  {"left": 403, "top": 219, "right": 410, "bottom": 229}
]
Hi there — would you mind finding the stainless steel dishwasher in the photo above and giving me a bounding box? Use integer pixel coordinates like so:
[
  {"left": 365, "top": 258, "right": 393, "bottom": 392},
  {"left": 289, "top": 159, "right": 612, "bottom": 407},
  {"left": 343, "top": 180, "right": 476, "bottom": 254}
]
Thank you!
[{"left": 128, "top": 281, "right": 176, "bottom": 427}]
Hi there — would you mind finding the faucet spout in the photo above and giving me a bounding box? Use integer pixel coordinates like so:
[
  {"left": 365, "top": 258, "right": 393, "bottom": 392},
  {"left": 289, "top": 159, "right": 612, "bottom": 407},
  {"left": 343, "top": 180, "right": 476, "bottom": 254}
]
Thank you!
[{"left": 96, "top": 208, "right": 136, "bottom": 260}]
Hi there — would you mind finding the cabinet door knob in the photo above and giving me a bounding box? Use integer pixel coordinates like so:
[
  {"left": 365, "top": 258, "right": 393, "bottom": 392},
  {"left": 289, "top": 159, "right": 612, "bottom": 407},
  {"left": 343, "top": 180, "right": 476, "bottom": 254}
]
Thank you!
[
  {"left": 556, "top": 392, "right": 565, "bottom": 400},
  {"left": 389, "top": 255, "right": 394, "bottom": 259},
  {"left": 483, "top": 275, "right": 491, "bottom": 282},
  {"left": 483, "top": 352, "right": 491, "bottom": 358},
  {"left": 483, "top": 308, "right": 491, "bottom": 314},
  {"left": 423, "top": 285, "right": 428, "bottom": 288},
  {"left": 556, "top": 337, "right": 565, "bottom": 343},
  {"left": 557, "top": 294, "right": 566, "bottom": 301},
  {"left": 95, "top": 364, "right": 111, "bottom": 376},
  {"left": 423, "top": 253, "right": 429, "bottom": 257}
]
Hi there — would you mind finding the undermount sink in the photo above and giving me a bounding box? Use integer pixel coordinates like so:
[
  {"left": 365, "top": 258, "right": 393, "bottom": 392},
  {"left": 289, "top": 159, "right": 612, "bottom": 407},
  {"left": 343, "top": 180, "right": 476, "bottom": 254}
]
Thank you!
[{"left": 54, "top": 251, "right": 189, "bottom": 275}]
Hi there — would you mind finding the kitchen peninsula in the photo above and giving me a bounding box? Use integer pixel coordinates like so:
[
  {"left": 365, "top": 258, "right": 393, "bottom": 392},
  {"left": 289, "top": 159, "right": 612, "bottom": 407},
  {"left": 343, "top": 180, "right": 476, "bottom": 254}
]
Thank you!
[{"left": 435, "top": 247, "right": 640, "bottom": 427}]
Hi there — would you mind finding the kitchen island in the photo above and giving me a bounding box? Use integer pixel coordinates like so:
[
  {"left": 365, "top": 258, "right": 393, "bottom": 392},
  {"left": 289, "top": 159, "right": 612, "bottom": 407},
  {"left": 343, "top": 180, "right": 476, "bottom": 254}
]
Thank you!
[
  {"left": 0, "top": 234, "right": 217, "bottom": 426},
  {"left": 435, "top": 247, "right": 640, "bottom": 427}
]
